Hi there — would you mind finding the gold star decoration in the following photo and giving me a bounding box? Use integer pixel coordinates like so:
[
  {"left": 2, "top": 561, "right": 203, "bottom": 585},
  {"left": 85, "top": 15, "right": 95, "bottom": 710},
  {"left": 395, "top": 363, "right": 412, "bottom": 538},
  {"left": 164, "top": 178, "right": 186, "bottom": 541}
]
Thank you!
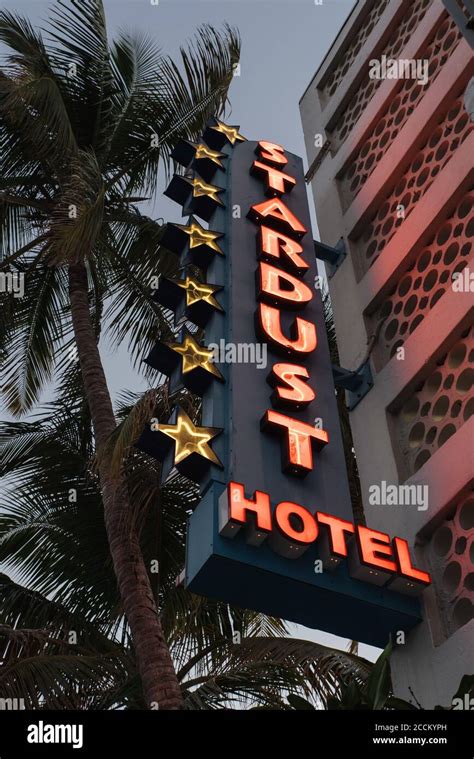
[
  {"left": 188, "top": 176, "right": 224, "bottom": 205},
  {"left": 192, "top": 142, "right": 226, "bottom": 168},
  {"left": 211, "top": 118, "right": 246, "bottom": 145},
  {"left": 168, "top": 333, "right": 223, "bottom": 380},
  {"left": 175, "top": 219, "right": 225, "bottom": 256},
  {"left": 157, "top": 408, "right": 223, "bottom": 467},
  {"left": 176, "top": 275, "right": 223, "bottom": 311}
]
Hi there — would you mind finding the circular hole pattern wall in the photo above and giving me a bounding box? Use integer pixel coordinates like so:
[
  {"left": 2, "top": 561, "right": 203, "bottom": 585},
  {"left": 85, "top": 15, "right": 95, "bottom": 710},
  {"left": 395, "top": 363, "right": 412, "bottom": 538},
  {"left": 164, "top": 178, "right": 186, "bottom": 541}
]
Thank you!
[
  {"left": 340, "top": 14, "right": 463, "bottom": 205},
  {"left": 373, "top": 191, "right": 474, "bottom": 368},
  {"left": 356, "top": 94, "right": 473, "bottom": 274},
  {"left": 330, "top": 0, "right": 433, "bottom": 151},
  {"left": 397, "top": 327, "right": 474, "bottom": 476},
  {"left": 426, "top": 490, "right": 474, "bottom": 639},
  {"left": 321, "top": 0, "right": 390, "bottom": 106}
]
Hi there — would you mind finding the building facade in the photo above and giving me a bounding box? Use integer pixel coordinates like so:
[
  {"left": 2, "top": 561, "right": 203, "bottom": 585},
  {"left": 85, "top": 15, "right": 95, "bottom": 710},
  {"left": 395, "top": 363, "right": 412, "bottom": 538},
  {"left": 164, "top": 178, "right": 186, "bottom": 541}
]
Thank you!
[{"left": 300, "top": 0, "right": 474, "bottom": 707}]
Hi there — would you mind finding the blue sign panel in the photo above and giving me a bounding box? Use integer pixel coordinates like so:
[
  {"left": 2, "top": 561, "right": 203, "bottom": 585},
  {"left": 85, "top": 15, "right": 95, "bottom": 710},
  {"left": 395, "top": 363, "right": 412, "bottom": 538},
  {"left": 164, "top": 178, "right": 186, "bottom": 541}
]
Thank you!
[{"left": 137, "top": 120, "right": 431, "bottom": 648}]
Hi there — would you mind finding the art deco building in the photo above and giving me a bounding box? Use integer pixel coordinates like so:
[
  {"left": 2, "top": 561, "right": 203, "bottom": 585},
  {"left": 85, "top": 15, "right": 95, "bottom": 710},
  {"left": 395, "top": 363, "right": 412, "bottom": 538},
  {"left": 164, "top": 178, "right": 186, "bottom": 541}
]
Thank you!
[{"left": 300, "top": 0, "right": 474, "bottom": 706}]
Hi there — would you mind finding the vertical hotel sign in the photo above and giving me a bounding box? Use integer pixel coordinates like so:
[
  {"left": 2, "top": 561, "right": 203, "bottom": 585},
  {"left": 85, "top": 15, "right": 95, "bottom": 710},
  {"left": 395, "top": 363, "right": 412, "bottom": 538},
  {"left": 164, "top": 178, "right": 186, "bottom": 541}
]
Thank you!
[{"left": 138, "top": 119, "right": 431, "bottom": 647}]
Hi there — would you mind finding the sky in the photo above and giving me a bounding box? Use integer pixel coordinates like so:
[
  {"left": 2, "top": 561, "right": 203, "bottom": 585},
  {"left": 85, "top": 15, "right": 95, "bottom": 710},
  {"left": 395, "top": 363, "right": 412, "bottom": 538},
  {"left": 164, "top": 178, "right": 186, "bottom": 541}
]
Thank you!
[
  {"left": 2, "top": 0, "right": 359, "bottom": 397},
  {"left": 2, "top": 0, "right": 381, "bottom": 661}
]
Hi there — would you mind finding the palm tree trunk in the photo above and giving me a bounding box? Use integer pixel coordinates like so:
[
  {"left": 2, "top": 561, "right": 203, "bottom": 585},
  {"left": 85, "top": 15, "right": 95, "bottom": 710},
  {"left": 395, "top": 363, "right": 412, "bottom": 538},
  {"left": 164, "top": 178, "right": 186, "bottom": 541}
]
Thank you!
[{"left": 68, "top": 262, "right": 182, "bottom": 710}]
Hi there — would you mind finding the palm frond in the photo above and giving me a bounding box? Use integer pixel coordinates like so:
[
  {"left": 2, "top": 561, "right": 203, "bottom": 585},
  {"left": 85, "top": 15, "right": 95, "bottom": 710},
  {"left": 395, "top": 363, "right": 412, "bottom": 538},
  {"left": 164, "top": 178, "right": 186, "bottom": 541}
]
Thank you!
[
  {"left": 1, "top": 265, "right": 70, "bottom": 415},
  {"left": 107, "top": 23, "right": 241, "bottom": 191},
  {"left": 102, "top": 217, "right": 177, "bottom": 367},
  {"left": 0, "top": 10, "right": 78, "bottom": 167},
  {"left": 0, "top": 622, "right": 131, "bottom": 710},
  {"left": 179, "top": 633, "right": 366, "bottom": 710},
  {"left": 47, "top": 0, "right": 114, "bottom": 156}
]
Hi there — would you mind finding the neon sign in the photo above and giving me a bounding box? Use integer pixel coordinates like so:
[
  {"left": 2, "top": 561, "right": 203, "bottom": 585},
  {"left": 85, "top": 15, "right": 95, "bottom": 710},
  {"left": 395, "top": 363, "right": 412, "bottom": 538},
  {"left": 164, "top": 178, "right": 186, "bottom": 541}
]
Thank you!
[
  {"left": 220, "top": 482, "right": 430, "bottom": 591},
  {"left": 137, "top": 119, "right": 431, "bottom": 647}
]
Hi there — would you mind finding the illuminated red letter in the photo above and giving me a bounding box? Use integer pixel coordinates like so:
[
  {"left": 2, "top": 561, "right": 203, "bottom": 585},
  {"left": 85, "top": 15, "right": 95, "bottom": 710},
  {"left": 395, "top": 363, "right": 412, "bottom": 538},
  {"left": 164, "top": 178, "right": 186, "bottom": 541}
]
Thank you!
[
  {"left": 248, "top": 198, "right": 307, "bottom": 237},
  {"left": 275, "top": 502, "right": 318, "bottom": 543},
  {"left": 251, "top": 160, "right": 296, "bottom": 196},
  {"left": 258, "top": 226, "right": 309, "bottom": 275},
  {"left": 394, "top": 537, "right": 431, "bottom": 585},
  {"left": 257, "top": 303, "right": 317, "bottom": 355},
  {"left": 256, "top": 140, "right": 288, "bottom": 166},
  {"left": 357, "top": 526, "right": 397, "bottom": 573},
  {"left": 261, "top": 409, "right": 329, "bottom": 477},
  {"left": 219, "top": 482, "right": 272, "bottom": 546},
  {"left": 316, "top": 512, "right": 355, "bottom": 557},
  {"left": 267, "top": 363, "right": 315, "bottom": 409},
  {"left": 257, "top": 262, "right": 312, "bottom": 309}
]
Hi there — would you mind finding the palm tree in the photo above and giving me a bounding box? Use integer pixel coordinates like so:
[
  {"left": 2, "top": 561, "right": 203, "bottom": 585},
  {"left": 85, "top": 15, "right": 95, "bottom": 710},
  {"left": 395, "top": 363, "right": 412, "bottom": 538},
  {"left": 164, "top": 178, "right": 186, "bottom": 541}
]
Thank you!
[
  {"left": 0, "top": 377, "right": 373, "bottom": 709},
  {"left": 0, "top": 0, "right": 241, "bottom": 708}
]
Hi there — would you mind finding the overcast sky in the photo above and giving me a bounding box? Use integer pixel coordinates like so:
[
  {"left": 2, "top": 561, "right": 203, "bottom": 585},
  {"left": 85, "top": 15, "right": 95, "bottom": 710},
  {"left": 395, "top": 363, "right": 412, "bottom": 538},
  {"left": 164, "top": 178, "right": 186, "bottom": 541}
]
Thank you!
[{"left": 2, "top": 0, "right": 381, "bottom": 661}]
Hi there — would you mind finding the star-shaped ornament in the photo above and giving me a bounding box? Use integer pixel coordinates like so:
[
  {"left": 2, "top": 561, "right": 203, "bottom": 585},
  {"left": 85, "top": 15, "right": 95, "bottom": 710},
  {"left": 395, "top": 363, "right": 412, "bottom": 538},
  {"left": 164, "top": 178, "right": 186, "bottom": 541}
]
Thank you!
[
  {"left": 153, "top": 269, "right": 224, "bottom": 328},
  {"left": 165, "top": 218, "right": 225, "bottom": 269},
  {"left": 210, "top": 118, "right": 246, "bottom": 146},
  {"left": 177, "top": 176, "right": 225, "bottom": 222},
  {"left": 176, "top": 275, "right": 223, "bottom": 311},
  {"left": 157, "top": 408, "right": 223, "bottom": 468},
  {"left": 171, "top": 139, "right": 226, "bottom": 181},
  {"left": 168, "top": 333, "right": 223, "bottom": 381},
  {"left": 192, "top": 142, "right": 226, "bottom": 167},
  {"left": 203, "top": 117, "right": 246, "bottom": 151},
  {"left": 178, "top": 219, "right": 224, "bottom": 255},
  {"left": 164, "top": 174, "right": 224, "bottom": 221},
  {"left": 188, "top": 176, "right": 224, "bottom": 205}
]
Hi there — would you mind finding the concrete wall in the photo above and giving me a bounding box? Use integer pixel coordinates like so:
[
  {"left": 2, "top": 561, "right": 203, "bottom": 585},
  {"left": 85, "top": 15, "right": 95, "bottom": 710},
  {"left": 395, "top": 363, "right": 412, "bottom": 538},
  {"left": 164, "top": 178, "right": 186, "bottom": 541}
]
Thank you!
[{"left": 300, "top": 0, "right": 474, "bottom": 707}]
